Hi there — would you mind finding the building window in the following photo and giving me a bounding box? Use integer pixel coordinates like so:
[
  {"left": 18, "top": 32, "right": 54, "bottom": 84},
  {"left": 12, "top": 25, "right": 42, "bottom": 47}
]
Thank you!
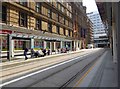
[
  {"left": 36, "top": 2, "right": 41, "bottom": 13},
  {"left": 65, "top": 19, "right": 68, "bottom": 26},
  {"left": 48, "top": 9, "right": 51, "bottom": 18},
  {"left": 56, "top": 26, "right": 59, "bottom": 34},
  {"left": 48, "top": 23, "right": 52, "bottom": 32},
  {"left": 19, "top": 12, "right": 27, "bottom": 27},
  {"left": 70, "top": 13, "right": 72, "bottom": 18},
  {"left": 71, "top": 31, "right": 73, "bottom": 37},
  {"left": 66, "top": 3, "right": 69, "bottom": 8},
  {"left": 2, "top": 6, "right": 7, "bottom": 23},
  {"left": 62, "top": 7, "right": 64, "bottom": 12},
  {"left": 42, "top": 6, "right": 48, "bottom": 16},
  {"left": 36, "top": 19, "right": 41, "bottom": 30},
  {"left": 63, "top": 28, "right": 66, "bottom": 35},
  {"left": 56, "top": 13, "right": 59, "bottom": 22},
  {"left": 19, "top": 2, "right": 27, "bottom": 7},
  {"left": 42, "top": 21, "right": 47, "bottom": 31},
  {"left": 67, "top": 10, "right": 69, "bottom": 17},
  {"left": 56, "top": 2, "right": 59, "bottom": 9},
  {"left": 1, "top": 36, "right": 7, "bottom": 51},
  {"left": 59, "top": 16, "right": 63, "bottom": 23},
  {"left": 61, "top": 17, "right": 64, "bottom": 24},
  {"left": 63, "top": 17, "right": 65, "bottom": 25},
  {"left": 68, "top": 30, "right": 70, "bottom": 36},
  {"left": 60, "top": 5, "right": 62, "bottom": 11}
]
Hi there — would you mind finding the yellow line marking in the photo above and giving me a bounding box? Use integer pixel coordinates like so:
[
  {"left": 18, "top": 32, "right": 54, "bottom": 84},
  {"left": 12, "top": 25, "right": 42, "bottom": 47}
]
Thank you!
[{"left": 72, "top": 60, "right": 98, "bottom": 89}]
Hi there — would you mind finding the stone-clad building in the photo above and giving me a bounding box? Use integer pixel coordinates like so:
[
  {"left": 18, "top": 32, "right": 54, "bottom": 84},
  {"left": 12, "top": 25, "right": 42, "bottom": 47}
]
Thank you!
[
  {"left": 0, "top": 1, "right": 92, "bottom": 60},
  {"left": 72, "top": 2, "right": 92, "bottom": 49},
  {"left": 86, "top": 18, "right": 94, "bottom": 46}
]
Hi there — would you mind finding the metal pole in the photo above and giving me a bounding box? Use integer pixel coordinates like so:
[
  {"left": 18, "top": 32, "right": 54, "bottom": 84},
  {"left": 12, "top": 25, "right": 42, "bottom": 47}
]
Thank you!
[{"left": 7, "top": 34, "right": 12, "bottom": 61}]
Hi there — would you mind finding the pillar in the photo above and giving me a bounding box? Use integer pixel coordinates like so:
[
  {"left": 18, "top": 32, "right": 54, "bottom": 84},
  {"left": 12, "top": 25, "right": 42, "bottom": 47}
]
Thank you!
[
  {"left": 78, "top": 41, "right": 80, "bottom": 50},
  {"left": 76, "top": 41, "right": 79, "bottom": 50},
  {"left": 50, "top": 42, "right": 52, "bottom": 54},
  {"left": 11, "top": 40, "right": 14, "bottom": 57},
  {"left": 74, "top": 41, "right": 76, "bottom": 51},
  {"left": 112, "top": 22, "right": 117, "bottom": 63},
  {"left": 54, "top": 42, "right": 56, "bottom": 53},
  {"left": 7, "top": 34, "right": 12, "bottom": 60},
  {"left": 112, "top": 3, "right": 117, "bottom": 63},
  {"left": 79, "top": 40, "right": 82, "bottom": 49},
  {"left": 70, "top": 41, "right": 72, "bottom": 51},
  {"left": 117, "top": 2, "right": 120, "bottom": 87},
  {"left": 44, "top": 41, "right": 47, "bottom": 49},
  {"left": 60, "top": 41, "right": 63, "bottom": 48},
  {"left": 31, "top": 38, "right": 34, "bottom": 49}
]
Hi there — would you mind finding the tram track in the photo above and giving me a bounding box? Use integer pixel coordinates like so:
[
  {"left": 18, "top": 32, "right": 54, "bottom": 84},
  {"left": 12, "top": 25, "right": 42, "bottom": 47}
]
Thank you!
[
  {"left": 23, "top": 49, "right": 105, "bottom": 88},
  {"left": 1, "top": 50, "right": 93, "bottom": 82},
  {"left": 59, "top": 50, "right": 105, "bottom": 89},
  {"left": 1, "top": 49, "right": 105, "bottom": 88}
]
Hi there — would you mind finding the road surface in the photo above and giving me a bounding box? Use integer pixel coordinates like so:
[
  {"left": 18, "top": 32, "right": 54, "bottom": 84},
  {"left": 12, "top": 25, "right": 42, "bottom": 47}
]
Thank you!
[{"left": 1, "top": 48, "right": 106, "bottom": 88}]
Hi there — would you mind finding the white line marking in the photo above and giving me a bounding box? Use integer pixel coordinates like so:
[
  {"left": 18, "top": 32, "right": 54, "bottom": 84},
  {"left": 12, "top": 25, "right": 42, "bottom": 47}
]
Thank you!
[
  {"left": 0, "top": 50, "right": 98, "bottom": 87},
  {"left": 1, "top": 52, "right": 87, "bottom": 71}
]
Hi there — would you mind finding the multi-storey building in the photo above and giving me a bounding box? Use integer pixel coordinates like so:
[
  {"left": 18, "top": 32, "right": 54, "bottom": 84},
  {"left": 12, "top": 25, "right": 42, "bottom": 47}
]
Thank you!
[
  {"left": 0, "top": 1, "right": 90, "bottom": 60},
  {"left": 87, "top": 11, "right": 109, "bottom": 47},
  {"left": 72, "top": 2, "right": 89, "bottom": 50},
  {"left": 86, "top": 18, "right": 94, "bottom": 46}
]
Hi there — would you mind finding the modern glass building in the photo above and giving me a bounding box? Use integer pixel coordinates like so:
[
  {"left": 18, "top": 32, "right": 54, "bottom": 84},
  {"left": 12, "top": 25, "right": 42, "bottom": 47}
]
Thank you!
[{"left": 87, "top": 11, "right": 109, "bottom": 47}]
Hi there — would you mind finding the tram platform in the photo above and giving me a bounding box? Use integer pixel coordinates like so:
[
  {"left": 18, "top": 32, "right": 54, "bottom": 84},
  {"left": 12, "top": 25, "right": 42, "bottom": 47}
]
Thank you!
[
  {"left": 78, "top": 49, "right": 118, "bottom": 87},
  {"left": 0, "top": 48, "right": 118, "bottom": 87}
]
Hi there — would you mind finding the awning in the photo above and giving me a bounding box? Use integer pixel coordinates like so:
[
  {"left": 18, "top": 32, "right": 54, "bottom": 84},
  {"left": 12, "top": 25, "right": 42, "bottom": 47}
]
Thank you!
[{"left": 2, "top": 24, "right": 73, "bottom": 42}]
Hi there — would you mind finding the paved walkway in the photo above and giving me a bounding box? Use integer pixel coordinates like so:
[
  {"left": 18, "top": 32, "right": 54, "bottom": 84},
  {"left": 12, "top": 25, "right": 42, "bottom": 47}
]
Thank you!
[
  {"left": 1, "top": 49, "right": 95, "bottom": 68},
  {"left": 99, "top": 50, "right": 118, "bottom": 87},
  {"left": 79, "top": 49, "right": 118, "bottom": 87},
  {"left": 1, "top": 49, "right": 96, "bottom": 63},
  {"left": 1, "top": 49, "right": 94, "bottom": 62},
  {"left": 1, "top": 51, "right": 74, "bottom": 62}
]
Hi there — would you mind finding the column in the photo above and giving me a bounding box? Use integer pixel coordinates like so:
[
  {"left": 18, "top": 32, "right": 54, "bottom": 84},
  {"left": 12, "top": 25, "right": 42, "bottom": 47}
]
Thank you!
[
  {"left": 117, "top": 2, "right": 120, "bottom": 87},
  {"left": 31, "top": 38, "right": 34, "bottom": 49},
  {"left": 76, "top": 41, "right": 79, "bottom": 50},
  {"left": 7, "top": 34, "right": 12, "bottom": 60},
  {"left": 60, "top": 41, "right": 63, "bottom": 48},
  {"left": 44, "top": 41, "right": 47, "bottom": 49},
  {"left": 11, "top": 40, "right": 14, "bottom": 57},
  {"left": 117, "top": 2, "right": 120, "bottom": 57},
  {"left": 78, "top": 41, "right": 80, "bottom": 50},
  {"left": 50, "top": 42, "right": 52, "bottom": 55},
  {"left": 79, "top": 40, "right": 82, "bottom": 49},
  {"left": 70, "top": 41, "right": 72, "bottom": 51},
  {"left": 54, "top": 42, "right": 56, "bottom": 53},
  {"left": 112, "top": 3, "right": 117, "bottom": 63},
  {"left": 112, "top": 22, "right": 117, "bottom": 63},
  {"left": 74, "top": 41, "right": 76, "bottom": 51}
]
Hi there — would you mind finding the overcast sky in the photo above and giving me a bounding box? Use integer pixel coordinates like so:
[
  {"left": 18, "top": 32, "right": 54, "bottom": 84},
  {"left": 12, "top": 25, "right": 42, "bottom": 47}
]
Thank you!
[{"left": 83, "top": 0, "right": 98, "bottom": 13}]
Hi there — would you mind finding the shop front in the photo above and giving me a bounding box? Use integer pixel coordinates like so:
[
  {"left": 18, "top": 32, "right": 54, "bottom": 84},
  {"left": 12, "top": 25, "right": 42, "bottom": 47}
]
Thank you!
[{"left": 1, "top": 26, "right": 73, "bottom": 60}]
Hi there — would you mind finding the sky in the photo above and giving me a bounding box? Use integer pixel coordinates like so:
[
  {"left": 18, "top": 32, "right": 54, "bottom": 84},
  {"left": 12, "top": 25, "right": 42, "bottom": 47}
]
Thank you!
[{"left": 82, "top": 0, "right": 98, "bottom": 13}]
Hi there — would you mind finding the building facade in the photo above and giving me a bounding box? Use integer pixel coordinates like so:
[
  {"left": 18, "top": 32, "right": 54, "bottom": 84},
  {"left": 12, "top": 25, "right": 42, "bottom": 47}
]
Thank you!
[
  {"left": 87, "top": 11, "right": 109, "bottom": 47},
  {"left": 96, "top": 2, "right": 120, "bottom": 86},
  {"left": 86, "top": 18, "right": 94, "bottom": 47},
  {"left": 72, "top": 2, "right": 89, "bottom": 50},
  {"left": 1, "top": 1, "right": 90, "bottom": 60}
]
